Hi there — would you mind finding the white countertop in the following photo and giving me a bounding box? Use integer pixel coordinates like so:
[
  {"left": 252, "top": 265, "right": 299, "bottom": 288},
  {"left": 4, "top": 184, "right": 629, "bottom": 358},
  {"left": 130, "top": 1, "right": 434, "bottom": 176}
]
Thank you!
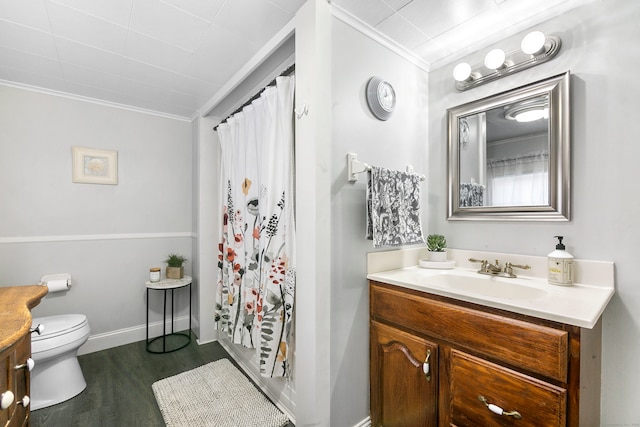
[{"left": 367, "top": 248, "right": 615, "bottom": 329}]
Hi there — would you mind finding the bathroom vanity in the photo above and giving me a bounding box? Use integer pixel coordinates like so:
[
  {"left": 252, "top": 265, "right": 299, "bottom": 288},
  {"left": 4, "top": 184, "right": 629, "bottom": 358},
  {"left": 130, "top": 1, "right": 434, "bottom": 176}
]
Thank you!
[
  {"left": 0, "top": 285, "right": 48, "bottom": 426},
  {"left": 367, "top": 248, "right": 614, "bottom": 427}
]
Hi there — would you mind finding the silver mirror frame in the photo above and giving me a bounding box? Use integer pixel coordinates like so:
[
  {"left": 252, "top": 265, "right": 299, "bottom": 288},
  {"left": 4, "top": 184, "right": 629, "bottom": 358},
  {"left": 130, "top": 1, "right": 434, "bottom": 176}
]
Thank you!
[{"left": 447, "top": 71, "right": 570, "bottom": 221}]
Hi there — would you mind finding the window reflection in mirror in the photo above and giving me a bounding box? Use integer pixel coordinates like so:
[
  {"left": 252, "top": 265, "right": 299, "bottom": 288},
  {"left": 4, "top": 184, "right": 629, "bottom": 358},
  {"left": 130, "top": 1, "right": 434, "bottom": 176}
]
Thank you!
[
  {"left": 460, "top": 94, "right": 549, "bottom": 207},
  {"left": 448, "top": 72, "right": 570, "bottom": 221}
]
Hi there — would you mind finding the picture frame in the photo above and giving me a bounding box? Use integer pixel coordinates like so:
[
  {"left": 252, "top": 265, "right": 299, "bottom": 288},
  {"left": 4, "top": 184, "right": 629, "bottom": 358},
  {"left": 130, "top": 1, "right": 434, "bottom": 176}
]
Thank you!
[{"left": 72, "top": 146, "right": 118, "bottom": 185}]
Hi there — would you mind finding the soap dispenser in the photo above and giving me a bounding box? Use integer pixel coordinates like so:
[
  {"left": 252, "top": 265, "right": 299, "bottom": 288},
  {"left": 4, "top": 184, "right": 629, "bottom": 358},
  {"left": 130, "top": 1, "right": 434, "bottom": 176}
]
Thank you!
[{"left": 548, "top": 236, "right": 574, "bottom": 286}]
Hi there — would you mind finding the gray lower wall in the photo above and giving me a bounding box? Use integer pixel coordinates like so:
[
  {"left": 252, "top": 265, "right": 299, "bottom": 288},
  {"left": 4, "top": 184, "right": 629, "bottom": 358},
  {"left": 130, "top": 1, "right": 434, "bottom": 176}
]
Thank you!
[{"left": 0, "top": 85, "right": 194, "bottom": 349}]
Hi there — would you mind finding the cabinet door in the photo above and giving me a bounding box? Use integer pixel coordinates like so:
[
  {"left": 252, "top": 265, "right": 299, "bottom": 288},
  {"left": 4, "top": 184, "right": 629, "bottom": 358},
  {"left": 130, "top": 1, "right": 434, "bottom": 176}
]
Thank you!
[
  {"left": 443, "top": 349, "right": 566, "bottom": 427},
  {"left": 12, "top": 336, "right": 30, "bottom": 426},
  {"left": 371, "top": 320, "right": 438, "bottom": 427},
  {"left": 1, "top": 348, "right": 12, "bottom": 426}
]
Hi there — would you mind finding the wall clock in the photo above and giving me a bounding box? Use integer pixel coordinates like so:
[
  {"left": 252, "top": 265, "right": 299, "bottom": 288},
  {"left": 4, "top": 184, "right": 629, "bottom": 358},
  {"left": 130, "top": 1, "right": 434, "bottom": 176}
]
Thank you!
[{"left": 366, "top": 76, "right": 396, "bottom": 121}]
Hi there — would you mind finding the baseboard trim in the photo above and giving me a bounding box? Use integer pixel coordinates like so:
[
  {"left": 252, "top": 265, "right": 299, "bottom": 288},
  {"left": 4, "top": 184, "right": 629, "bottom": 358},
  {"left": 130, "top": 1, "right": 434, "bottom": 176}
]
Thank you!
[
  {"left": 354, "top": 416, "right": 372, "bottom": 427},
  {"left": 78, "top": 315, "right": 191, "bottom": 355}
]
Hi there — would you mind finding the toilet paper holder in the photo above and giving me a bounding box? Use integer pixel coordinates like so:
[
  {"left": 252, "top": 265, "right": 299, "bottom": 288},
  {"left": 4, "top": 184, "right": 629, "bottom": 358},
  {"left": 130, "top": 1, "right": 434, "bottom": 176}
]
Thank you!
[{"left": 40, "top": 273, "right": 72, "bottom": 292}]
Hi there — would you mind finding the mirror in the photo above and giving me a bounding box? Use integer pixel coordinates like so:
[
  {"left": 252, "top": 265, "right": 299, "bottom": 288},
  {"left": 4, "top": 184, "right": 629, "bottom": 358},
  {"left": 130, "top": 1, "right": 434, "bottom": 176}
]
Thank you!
[{"left": 447, "top": 72, "right": 570, "bottom": 221}]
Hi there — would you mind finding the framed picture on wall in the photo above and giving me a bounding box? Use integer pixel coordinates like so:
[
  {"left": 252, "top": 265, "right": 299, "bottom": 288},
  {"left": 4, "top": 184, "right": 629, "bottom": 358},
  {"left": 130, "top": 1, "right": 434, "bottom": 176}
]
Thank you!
[{"left": 71, "top": 146, "right": 118, "bottom": 185}]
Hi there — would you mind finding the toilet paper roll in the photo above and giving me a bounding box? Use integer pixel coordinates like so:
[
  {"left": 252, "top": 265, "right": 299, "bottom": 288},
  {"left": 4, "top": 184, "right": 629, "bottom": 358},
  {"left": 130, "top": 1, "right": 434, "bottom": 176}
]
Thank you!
[{"left": 46, "top": 279, "right": 70, "bottom": 293}]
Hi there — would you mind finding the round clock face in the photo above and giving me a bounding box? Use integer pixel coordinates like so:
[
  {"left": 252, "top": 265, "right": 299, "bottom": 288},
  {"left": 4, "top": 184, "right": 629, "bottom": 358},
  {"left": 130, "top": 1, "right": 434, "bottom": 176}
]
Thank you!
[
  {"left": 366, "top": 77, "right": 396, "bottom": 120},
  {"left": 377, "top": 82, "right": 395, "bottom": 112}
]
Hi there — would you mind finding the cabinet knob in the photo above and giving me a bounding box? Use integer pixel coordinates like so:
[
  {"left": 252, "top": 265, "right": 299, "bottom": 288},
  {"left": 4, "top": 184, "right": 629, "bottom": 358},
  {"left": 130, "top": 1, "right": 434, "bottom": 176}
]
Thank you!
[
  {"left": 478, "top": 396, "right": 521, "bottom": 419},
  {"left": 30, "top": 323, "right": 44, "bottom": 335},
  {"left": 17, "top": 395, "right": 30, "bottom": 407},
  {"left": 15, "top": 357, "right": 35, "bottom": 372},
  {"left": 1, "top": 391, "right": 15, "bottom": 410}
]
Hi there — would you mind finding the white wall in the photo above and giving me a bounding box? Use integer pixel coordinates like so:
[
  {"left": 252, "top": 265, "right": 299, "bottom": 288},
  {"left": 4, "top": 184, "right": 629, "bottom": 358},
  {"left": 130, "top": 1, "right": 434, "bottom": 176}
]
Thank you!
[
  {"left": 294, "top": 1, "right": 333, "bottom": 425},
  {"left": 428, "top": 1, "right": 640, "bottom": 424},
  {"left": 295, "top": 8, "right": 428, "bottom": 426},
  {"left": 193, "top": 114, "right": 220, "bottom": 344},
  {"left": 0, "top": 85, "right": 194, "bottom": 352}
]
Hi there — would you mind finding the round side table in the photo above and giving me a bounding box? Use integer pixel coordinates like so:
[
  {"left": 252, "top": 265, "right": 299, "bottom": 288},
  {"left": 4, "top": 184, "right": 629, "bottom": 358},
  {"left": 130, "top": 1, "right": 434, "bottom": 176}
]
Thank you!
[{"left": 145, "top": 276, "right": 192, "bottom": 353}]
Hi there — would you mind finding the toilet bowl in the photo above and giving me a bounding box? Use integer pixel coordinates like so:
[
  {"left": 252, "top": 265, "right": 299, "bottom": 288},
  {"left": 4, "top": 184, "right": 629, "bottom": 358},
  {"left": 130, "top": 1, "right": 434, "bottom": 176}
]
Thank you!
[{"left": 30, "top": 314, "right": 90, "bottom": 410}]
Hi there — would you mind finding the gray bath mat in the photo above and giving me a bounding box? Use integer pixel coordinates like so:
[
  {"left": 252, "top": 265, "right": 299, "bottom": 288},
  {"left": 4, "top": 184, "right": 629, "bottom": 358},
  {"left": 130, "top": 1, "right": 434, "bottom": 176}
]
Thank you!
[{"left": 152, "top": 358, "right": 289, "bottom": 427}]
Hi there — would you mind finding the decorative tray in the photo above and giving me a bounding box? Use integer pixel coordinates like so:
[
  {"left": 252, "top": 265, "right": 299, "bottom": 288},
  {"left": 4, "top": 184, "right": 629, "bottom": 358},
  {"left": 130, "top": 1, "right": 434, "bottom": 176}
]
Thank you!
[{"left": 418, "top": 259, "right": 456, "bottom": 269}]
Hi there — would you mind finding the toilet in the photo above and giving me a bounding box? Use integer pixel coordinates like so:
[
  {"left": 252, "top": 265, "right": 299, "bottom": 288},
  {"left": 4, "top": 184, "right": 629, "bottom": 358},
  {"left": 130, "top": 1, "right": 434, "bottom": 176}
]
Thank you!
[{"left": 30, "top": 314, "right": 91, "bottom": 410}]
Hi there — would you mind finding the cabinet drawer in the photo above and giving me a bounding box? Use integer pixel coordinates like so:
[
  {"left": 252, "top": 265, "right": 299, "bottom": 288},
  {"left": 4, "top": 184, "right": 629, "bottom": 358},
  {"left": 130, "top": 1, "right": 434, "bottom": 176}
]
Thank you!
[
  {"left": 370, "top": 282, "right": 568, "bottom": 381},
  {"left": 447, "top": 350, "right": 566, "bottom": 427}
]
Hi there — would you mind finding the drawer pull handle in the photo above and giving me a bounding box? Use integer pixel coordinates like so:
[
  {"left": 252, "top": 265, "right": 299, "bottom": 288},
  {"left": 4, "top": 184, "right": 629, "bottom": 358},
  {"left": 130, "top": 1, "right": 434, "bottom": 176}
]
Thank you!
[
  {"left": 478, "top": 396, "right": 522, "bottom": 419},
  {"left": 422, "top": 350, "right": 431, "bottom": 381}
]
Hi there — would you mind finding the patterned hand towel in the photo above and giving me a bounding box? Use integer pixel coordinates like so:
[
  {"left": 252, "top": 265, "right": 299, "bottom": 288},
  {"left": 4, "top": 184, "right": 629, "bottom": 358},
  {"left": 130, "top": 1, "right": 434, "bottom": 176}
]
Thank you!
[
  {"left": 366, "top": 166, "right": 425, "bottom": 248},
  {"left": 459, "top": 182, "right": 485, "bottom": 207}
]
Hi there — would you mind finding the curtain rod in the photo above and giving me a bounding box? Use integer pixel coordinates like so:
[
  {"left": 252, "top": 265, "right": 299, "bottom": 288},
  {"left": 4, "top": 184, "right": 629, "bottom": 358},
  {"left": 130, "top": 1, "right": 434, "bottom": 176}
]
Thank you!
[{"left": 213, "top": 63, "right": 295, "bottom": 132}]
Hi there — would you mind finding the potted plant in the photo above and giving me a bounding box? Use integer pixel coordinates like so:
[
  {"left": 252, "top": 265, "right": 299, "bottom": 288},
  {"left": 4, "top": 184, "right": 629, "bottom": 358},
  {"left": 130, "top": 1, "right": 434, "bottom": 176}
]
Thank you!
[
  {"left": 165, "top": 253, "right": 187, "bottom": 279},
  {"left": 426, "top": 234, "right": 447, "bottom": 262}
]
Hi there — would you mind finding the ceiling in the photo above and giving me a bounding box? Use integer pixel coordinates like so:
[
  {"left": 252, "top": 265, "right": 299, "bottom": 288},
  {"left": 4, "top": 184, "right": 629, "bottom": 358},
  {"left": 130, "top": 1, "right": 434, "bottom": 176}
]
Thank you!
[{"left": 0, "top": 0, "right": 589, "bottom": 119}]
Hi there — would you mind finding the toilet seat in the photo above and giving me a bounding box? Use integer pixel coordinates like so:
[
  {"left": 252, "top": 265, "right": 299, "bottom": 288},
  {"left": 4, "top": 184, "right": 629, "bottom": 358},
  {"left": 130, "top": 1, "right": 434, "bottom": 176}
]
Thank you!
[
  {"left": 31, "top": 314, "right": 89, "bottom": 354},
  {"left": 32, "top": 314, "right": 87, "bottom": 339}
]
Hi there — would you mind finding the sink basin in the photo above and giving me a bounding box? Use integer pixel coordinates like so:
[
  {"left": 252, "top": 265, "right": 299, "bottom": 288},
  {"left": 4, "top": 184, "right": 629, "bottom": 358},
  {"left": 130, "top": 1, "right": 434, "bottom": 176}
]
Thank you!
[
  {"left": 414, "top": 272, "right": 548, "bottom": 300},
  {"left": 427, "top": 273, "right": 547, "bottom": 300}
]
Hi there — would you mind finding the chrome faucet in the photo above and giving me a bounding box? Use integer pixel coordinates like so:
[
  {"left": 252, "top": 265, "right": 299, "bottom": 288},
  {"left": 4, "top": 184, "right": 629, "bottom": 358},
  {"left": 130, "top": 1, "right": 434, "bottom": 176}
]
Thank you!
[
  {"left": 502, "top": 262, "right": 531, "bottom": 278},
  {"left": 468, "top": 258, "right": 531, "bottom": 278}
]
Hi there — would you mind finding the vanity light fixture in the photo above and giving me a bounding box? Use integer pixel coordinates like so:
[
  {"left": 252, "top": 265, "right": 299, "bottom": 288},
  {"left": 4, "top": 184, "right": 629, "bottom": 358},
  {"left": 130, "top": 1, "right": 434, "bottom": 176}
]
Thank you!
[{"left": 453, "top": 30, "right": 561, "bottom": 91}]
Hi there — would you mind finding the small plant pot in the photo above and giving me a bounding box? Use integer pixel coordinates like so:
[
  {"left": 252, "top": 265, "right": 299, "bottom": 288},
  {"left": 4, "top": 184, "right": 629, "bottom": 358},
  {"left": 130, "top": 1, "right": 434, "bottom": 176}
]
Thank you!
[
  {"left": 166, "top": 266, "right": 184, "bottom": 279},
  {"left": 428, "top": 250, "right": 447, "bottom": 262}
]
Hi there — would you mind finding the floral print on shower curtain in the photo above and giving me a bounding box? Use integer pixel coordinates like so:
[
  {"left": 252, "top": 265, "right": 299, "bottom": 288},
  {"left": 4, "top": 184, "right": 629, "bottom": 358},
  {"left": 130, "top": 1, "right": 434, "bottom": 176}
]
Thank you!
[{"left": 216, "top": 76, "right": 295, "bottom": 378}]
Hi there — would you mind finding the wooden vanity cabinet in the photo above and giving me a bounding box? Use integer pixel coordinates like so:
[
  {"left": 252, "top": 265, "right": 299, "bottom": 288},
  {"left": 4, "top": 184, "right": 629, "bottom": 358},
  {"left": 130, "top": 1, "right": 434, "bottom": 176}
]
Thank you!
[
  {"left": 0, "top": 285, "right": 48, "bottom": 427},
  {"left": 370, "top": 281, "right": 584, "bottom": 427}
]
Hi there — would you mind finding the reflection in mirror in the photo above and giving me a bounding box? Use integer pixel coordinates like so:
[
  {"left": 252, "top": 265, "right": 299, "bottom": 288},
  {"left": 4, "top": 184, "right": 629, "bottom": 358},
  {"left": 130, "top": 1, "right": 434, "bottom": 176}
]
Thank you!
[{"left": 448, "top": 72, "right": 570, "bottom": 221}]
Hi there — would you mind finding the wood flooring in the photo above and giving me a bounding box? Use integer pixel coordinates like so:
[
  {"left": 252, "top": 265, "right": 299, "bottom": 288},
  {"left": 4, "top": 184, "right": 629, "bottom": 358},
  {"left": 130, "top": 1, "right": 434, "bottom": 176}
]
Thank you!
[{"left": 30, "top": 335, "right": 294, "bottom": 427}]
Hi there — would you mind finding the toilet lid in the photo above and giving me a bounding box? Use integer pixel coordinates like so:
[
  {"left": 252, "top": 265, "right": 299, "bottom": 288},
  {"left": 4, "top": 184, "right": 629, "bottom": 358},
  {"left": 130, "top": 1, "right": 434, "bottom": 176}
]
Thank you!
[{"left": 31, "top": 314, "right": 88, "bottom": 341}]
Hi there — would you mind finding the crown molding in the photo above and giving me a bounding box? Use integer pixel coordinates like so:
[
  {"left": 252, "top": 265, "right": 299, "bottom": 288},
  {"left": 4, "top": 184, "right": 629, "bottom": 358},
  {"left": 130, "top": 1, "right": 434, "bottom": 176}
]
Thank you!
[
  {"left": 329, "top": 4, "right": 430, "bottom": 73},
  {"left": 0, "top": 79, "right": 193, "bottom": 122}
]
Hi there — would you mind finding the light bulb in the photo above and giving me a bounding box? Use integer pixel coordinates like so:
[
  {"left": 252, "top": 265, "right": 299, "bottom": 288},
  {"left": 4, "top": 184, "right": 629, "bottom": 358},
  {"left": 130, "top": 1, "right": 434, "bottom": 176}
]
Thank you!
[
  {"left": 453, "top": 63, "right": 472, "bottom": 82},
  {"left": 521, "top": 31, "right": 546, "bottom": 55},
  {"left": 484, "top": 49, "right": 506, "bottom": 70}
]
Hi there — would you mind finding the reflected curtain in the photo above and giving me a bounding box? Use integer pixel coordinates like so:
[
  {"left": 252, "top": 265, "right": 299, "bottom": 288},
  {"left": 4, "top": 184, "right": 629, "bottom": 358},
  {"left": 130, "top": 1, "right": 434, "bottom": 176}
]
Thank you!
[
  {"left": 487, "top": 151, "right": 549, "bottom": 206},
  {"left": 216, "top": 76, "right": 295, "bottom": 378}
]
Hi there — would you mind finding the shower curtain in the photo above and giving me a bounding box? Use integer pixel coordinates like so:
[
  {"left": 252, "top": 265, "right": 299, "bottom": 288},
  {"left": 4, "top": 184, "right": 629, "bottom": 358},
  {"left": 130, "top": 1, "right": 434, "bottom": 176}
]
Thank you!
[
  {"left": 487, "top": 151, "right": 549, "bottom": 206},
  {"left": 216, "top": 76, "right": 295, "bottom": 378}
]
